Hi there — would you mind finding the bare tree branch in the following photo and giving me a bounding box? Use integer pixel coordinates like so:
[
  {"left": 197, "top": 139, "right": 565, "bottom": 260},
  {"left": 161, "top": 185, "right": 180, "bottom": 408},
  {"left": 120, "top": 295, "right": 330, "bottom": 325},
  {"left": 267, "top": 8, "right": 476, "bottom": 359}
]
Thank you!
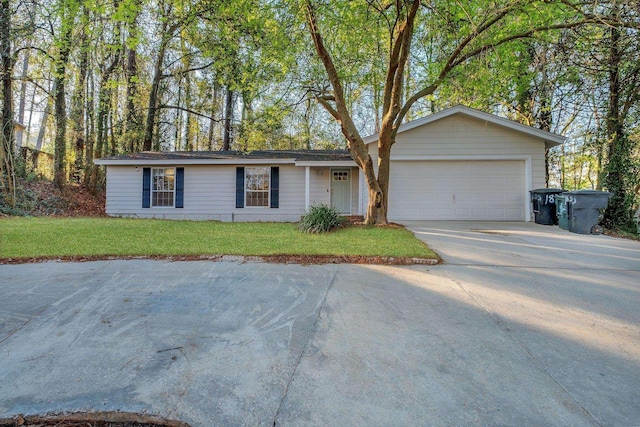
[{"left": 159, "top": 104, "right": 222, "bottom": 122}]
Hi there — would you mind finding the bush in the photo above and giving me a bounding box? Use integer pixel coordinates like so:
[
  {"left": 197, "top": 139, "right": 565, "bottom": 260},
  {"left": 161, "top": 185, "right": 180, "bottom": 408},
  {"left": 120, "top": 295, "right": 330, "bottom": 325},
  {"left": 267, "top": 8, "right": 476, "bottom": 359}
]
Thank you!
[{"left": 299, "top": 204, "right": 345, "bottom": 233}]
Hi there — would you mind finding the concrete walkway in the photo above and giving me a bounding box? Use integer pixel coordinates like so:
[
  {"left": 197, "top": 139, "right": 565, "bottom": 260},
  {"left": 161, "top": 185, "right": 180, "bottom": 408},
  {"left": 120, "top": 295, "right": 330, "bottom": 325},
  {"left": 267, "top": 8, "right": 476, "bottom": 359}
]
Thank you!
[{"left": 0, "top": 223, "right": 639, "bottom": 426}]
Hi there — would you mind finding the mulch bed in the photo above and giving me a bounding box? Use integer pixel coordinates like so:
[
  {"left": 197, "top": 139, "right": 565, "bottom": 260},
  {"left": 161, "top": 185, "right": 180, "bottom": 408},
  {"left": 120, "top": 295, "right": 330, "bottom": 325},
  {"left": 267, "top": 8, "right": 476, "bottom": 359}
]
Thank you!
[
  {"left": 0, "top": 412, "right": 189, "bottom": 427},
  {"left": 0, "top": 254, "right": 440, "bottom": 266}
]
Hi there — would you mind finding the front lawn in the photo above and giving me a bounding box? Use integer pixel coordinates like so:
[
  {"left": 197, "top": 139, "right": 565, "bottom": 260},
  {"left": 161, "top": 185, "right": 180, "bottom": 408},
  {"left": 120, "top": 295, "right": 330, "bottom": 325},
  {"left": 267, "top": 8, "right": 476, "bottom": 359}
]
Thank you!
[{"left": 0, "top": 217, "right": 437, "bottom": 260}]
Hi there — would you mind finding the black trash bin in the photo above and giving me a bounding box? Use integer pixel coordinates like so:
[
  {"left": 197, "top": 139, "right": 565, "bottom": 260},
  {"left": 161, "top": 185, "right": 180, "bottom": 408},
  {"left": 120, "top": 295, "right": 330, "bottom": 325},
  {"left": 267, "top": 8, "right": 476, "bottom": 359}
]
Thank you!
[
  {"left": 564, "top": 190, "right": 612, "bottom": 234},
  {"left": 530, "top": 188, "right": 564, "bottom": 225}
]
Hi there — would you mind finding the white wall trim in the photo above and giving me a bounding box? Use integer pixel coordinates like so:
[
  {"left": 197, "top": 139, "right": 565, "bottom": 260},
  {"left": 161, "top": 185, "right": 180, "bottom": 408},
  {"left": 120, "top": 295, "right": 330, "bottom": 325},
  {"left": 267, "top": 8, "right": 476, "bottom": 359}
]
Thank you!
[
  {"left": 304, "top": 166, "right": 310, "bottom": 212},
  {"left": 391, "top": 155, "right": 532, "bottom": 222}
]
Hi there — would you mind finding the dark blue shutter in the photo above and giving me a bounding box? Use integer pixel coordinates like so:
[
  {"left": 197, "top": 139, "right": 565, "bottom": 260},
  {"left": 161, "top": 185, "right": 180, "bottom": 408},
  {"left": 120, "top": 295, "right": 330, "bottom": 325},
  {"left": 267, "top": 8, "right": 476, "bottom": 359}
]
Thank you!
[
  {"left": 235, "top": 167, "right": 245, "bottom": 208},
  {"left": 270, "top": 167, "right": 279, "bottom": 208},
  {"left": 142, "top": 167, "right": 151, "bottom": 208},
  {"left": 175, "top": 167, "right": 184, "bottom": 208}
]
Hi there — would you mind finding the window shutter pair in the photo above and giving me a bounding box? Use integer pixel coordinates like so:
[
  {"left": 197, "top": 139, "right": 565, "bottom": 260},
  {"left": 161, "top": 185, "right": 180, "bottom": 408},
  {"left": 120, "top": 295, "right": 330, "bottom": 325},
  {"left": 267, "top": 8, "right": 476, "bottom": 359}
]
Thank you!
[
  {"left": 142, "top": 167, "right": 184, "bottom": 208},
  {"left": 235, "top": 166, "right": 279, "bottom": 209}
]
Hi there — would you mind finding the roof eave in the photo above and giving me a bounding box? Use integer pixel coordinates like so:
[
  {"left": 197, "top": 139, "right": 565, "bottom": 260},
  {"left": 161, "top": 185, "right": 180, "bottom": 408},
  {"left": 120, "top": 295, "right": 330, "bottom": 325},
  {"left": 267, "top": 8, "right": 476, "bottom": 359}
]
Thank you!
[
  {"left": 294, "top": 160, "right": 357, "bottom": 167},
  {"left": 94, "top": 158, "right": 297, "bottom": 166}
]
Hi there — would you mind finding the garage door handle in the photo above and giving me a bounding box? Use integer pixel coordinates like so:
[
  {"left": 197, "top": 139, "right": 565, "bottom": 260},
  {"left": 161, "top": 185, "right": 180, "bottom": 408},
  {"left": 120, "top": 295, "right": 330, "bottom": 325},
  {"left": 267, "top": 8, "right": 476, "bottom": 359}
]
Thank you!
[{"left": 452, "top": 194, "right": 455, "bottom": 203}]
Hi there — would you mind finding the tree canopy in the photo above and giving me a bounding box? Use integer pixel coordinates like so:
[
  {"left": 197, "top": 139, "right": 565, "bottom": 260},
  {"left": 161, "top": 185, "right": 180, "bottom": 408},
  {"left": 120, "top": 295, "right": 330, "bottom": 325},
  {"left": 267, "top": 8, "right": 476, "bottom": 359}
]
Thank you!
[{"left": 0, "top": 0, "right": 638, "bottom": 229}]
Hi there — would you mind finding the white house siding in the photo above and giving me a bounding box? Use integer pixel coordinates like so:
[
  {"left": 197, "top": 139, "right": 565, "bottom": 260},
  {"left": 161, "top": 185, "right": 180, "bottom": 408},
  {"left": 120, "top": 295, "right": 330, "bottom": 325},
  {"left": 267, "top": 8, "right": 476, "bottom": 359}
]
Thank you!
[
  {"left": 104, "top": 164, "right": 357, "bottom": 222},
  {"left": 306, "top": 166, "right": 360, "bottom": 215},
  {"left": 350, "top": 167, "right": 360, "bottom": 215},
  {"left": 309, "top": 167, "right": 331, "bottom": 207},
  {"left": 364, "top": 113, "right": 547, "bottom": 221}
]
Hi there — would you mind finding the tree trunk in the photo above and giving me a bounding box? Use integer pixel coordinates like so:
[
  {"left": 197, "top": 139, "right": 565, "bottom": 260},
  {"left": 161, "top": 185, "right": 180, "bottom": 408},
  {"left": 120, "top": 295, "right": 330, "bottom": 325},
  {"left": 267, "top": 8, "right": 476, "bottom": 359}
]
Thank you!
[
  {"left": 16, "top": 50, "right": 29, "bottom": 152},
  {"left": 143, "top": 53, "right": 163, "bottom": 151},
  {"left": 35, "top": 80, "right": 54, "bottom": 151},
  {"left": 53, "top": 35, "right": 72, "bottom": 188},
  {"left": 124, "top": 3, "right": 141, "bottom": 153},
  {"left": 207, "top": 83, "right": 218, "bottom": 150},
  {"left": 26, "top": 76, "right": 36, "bottom": 144},
  {"left": 0, "top": 0, "right": 16, "bottom": 206},
  {"left": 70, "top": 13, "right": 88, "bottom": 183},
  {"left": 89, "top": 55, "right": 120, "bottom": 190},
  {"left": 83, "top": 71, "right": 95, "bottom": 185},
  {"left": 173, "top": 79, "right": 182, "bottom": 150},
  {"left": 143, "top": 18, "right": 175, "bottom": 151},
  {"left": 184, "top": 72, "right": 193, "bottom": 151},
  {"left": 601, "top": 23, "right": 633, "bottom": 229},
  {"left": 304, "top": 0, "right": 419, "bottom": 224},
  {"left": 222, "top": 87, "right": 233, "bottom": 150}
]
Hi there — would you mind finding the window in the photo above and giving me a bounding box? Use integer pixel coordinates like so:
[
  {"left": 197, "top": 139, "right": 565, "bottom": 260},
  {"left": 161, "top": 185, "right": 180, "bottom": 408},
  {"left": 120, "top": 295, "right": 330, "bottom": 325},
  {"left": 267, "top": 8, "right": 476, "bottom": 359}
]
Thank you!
[
  {"left": 333, "top": 170, "right": 350, "bottom": 181},
  {"left": 152, "top": 168, "right": 175, "bottom": 207},
  {"left": 245, "top": 167, "right": 270, "bottom": 207}
]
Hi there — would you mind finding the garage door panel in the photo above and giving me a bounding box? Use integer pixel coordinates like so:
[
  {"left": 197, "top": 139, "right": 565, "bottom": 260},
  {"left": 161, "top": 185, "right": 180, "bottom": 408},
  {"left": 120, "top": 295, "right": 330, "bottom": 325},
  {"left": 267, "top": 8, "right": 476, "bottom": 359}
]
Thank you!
[{"left": 388, "top": 160, "right": 525, "bottom": 221}]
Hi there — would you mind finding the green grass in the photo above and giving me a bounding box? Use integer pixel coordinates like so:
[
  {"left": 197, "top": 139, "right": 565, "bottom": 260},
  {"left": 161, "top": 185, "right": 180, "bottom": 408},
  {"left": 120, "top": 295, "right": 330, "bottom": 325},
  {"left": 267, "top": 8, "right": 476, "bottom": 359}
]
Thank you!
[{"left": 0, "top": 217, "right": 437, "bottom": 259}]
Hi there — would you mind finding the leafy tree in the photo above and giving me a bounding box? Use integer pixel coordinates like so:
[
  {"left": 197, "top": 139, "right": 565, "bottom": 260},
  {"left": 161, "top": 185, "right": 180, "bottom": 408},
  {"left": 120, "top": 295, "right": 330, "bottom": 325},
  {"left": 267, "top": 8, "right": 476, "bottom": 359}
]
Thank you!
[{"left": 300, "top": 0, "right": 590, "bottom": 224}]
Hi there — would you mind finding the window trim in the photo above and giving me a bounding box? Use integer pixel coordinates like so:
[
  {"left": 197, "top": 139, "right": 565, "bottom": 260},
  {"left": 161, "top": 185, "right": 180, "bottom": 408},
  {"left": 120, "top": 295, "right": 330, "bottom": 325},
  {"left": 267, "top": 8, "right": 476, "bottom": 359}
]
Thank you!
[
  {"left": 151, "top": 167, "right": 176, "bottom": 208},
  {"left": 244, "top": 166, "right": 271, "bottom": 208}
]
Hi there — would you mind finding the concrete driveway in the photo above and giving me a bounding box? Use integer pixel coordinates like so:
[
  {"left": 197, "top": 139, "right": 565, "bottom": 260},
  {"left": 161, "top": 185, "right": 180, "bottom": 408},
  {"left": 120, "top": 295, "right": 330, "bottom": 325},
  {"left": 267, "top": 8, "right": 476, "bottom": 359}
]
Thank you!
[{"left": 1, "top": 222, "right": 639, "bottom": 426}]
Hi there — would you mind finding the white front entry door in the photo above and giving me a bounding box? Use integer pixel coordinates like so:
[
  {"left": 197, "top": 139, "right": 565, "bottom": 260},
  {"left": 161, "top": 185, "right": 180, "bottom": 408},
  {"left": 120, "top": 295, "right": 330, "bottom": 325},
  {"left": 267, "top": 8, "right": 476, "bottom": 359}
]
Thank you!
[{"left": 330, "top": 169, "right": 351, "bottom": 214}]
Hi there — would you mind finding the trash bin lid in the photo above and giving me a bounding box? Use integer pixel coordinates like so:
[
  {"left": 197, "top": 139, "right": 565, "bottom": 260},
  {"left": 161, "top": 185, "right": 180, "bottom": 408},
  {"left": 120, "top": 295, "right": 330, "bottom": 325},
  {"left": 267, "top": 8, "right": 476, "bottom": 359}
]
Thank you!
[
  {"left": 563, "top": 190, "right": 612, "bottom": 196},
  {"left": 530, "top": 188, "right": 565, "bottom": 194}
]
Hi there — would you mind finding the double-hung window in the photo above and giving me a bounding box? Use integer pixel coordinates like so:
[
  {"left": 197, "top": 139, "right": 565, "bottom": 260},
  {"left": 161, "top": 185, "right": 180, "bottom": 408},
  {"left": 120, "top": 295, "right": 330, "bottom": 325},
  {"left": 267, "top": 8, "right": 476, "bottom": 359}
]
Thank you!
[
  {"left": 245, "top": 167, "right": 270, "bottom": 207},
  {"left": 152, "top": 168, "right": 175, "bottom": 207}
]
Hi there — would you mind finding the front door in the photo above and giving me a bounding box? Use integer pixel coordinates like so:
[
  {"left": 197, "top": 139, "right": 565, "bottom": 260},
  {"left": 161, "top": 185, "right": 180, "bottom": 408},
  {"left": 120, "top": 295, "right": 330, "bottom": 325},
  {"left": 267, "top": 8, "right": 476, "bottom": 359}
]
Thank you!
[{"left": 330, "top": 169, "right": 351, "bottom": 214}]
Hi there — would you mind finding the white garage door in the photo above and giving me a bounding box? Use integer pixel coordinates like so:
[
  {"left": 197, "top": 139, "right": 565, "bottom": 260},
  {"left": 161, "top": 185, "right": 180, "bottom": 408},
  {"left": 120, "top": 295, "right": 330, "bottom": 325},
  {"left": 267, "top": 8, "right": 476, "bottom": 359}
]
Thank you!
[{"left": 388, "top": 160, "right": 526, "bottom": 221}]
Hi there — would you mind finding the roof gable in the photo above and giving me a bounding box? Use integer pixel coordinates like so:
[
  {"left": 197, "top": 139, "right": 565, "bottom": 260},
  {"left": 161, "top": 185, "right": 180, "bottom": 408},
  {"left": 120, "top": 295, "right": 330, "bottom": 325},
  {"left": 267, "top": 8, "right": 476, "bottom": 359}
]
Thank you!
[{"left": 363, "top": 105, "right": 566, "bottom": 148}]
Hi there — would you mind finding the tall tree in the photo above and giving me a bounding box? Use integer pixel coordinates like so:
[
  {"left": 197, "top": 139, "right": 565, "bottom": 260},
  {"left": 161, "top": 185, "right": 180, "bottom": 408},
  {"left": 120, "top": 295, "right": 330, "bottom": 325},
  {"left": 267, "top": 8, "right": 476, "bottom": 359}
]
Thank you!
[
  {"left": 142, "top": 0, "right": 181, "bottom": 151},
  {"left": 0, "top": 0, "right": 16, "bottom": 206},
  {"left": 122, "top": 0, "right": 142, "bottom": 153},
  {"left": 15, "top": 49, "right": 28, "bottom": 152},
  {"left": 51, "top": 0, "right": 80, "bottom": 188},
  {"left": 600, "top": 7, "right": 640, "bottom": 230},
  {"left": 302, "top": 0, "right": 587, "bottom": 224},
  {"left": 69, "top": 5, "right": 89, "bottom": 182}
]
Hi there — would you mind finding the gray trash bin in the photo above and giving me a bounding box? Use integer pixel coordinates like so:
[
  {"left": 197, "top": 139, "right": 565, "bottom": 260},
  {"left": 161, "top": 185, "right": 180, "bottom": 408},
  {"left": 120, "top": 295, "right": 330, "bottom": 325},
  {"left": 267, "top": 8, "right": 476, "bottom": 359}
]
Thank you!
[
  {"left": 556, "top": 194, "right": 570, "bottom": 230},
  {"left": 530, "top": 188, "right": 564, "bottom": 225},
  {"left": 564, "top": 190, "right": 612, "bottom": 234}
]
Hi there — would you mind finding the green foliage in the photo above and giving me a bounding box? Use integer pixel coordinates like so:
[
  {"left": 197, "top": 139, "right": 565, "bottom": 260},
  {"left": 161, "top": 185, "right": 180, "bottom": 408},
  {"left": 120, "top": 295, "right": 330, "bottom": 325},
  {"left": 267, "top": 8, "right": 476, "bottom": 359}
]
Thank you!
[
  {"left": 602, "top": 135, "right": 638, "bottom": 232},
  {"left": 298, "top": 203, "right": 345, "bottom": 234},
  {"left": 0, "top": 218, "right": 437, "bottom": 259},
  {"left": 0, "top": 182, "right": 67, "bottom": 217}
]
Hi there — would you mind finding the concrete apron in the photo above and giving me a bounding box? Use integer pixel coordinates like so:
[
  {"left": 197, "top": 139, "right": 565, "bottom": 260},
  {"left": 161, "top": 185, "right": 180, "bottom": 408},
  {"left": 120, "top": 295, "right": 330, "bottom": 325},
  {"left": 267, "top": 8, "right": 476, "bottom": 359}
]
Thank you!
[
  {"left": 403, "top": 220, "right": 640, "bottom": 426},
  {"left": 1, "top": 234, "right": 639, "bottom": 426}
]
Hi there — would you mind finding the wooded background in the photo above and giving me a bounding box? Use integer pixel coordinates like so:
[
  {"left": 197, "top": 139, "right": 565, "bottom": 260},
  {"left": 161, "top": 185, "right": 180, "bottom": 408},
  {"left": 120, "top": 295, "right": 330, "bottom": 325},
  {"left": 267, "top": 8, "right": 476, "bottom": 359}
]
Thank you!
[{"left": 1, "top": 0, "right": 638, "bottom": 229}]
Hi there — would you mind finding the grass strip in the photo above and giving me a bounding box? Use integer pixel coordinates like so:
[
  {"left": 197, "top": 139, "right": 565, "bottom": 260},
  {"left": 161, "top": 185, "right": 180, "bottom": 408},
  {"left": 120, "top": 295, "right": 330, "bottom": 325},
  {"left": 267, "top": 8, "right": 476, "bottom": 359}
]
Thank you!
[{"left": 0, "top": 217, "right": 437, "bottom": 260}]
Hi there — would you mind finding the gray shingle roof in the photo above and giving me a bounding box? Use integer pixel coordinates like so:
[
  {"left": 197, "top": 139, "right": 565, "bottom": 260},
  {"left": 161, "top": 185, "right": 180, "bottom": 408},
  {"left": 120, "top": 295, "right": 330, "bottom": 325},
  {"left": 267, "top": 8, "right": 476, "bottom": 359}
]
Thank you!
[{"left": 98, "top": 149, "right": 352, "bottom": 162}]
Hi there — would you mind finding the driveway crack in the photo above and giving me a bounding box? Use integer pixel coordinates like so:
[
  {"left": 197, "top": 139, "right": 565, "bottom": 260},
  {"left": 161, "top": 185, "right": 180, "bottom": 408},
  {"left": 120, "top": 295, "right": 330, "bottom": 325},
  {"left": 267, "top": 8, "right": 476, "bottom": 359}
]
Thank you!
[
  {"left": 271, "top": 266, "right": 339, "bottom": 427},
  {"left": 444, "top": 270, "right": 604, "bottom": 427},
  {"left": 0, "top": 305, "right": 49, "bottom": 345}
]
